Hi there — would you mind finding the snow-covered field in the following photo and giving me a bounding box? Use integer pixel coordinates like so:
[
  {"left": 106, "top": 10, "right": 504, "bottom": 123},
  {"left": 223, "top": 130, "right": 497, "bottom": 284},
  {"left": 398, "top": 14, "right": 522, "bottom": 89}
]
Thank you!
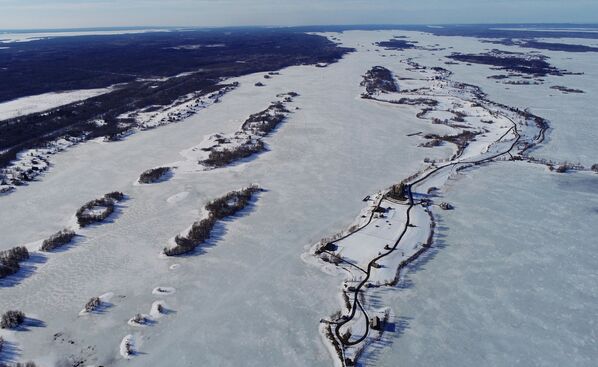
[
  {"left": 0, "top": 87, "right": 115, "bottom": 121},
  {"left": 371, "top": 163, "right": 598, "bottom": 367},
  {"left": 0, "top": 28, "right": 596, "bottom": 367}
]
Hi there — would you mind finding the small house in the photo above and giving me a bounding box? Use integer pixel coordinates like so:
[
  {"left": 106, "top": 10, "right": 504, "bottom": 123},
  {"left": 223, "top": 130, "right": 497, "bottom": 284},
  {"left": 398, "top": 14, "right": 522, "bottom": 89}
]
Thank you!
[{"left": 370, "top": 316, "right": 382, "bottom": 330}]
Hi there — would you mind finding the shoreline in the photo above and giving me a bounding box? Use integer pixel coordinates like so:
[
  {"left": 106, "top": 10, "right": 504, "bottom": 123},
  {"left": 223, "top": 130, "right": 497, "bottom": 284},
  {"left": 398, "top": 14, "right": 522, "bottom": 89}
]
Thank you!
[{"left": 308, "top": 59, "right": 550, "bottom": 366}]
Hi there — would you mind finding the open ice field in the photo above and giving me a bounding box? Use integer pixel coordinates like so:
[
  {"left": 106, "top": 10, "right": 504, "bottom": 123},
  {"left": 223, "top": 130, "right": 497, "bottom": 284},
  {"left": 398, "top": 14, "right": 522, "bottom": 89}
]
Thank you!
[
  {"left": 0, "top": 30, "right": 448, "bottom": 366},
  {"left": 1, "top": 28, "right": 597, "bottom": 366},
  {"left": 371, "top": 163, "right": 598, "bottom": 367}
]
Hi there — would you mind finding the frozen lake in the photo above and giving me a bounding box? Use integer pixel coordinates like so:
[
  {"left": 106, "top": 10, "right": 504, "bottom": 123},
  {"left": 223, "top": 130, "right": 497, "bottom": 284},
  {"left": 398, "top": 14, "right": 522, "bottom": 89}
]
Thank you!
[
  {"left": 1, "top": 28, "right": 597, "bottom": 366},
  {"left": 0, "top": 30, "right": 448, "bottom": 366},
  {"left": 372, "top": 163, "right": 598, "bottom": 366}
]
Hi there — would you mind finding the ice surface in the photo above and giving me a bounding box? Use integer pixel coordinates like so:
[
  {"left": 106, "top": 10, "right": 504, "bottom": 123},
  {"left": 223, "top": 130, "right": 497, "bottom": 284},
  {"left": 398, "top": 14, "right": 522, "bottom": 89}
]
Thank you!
[
  {"left": 0, "top": 28, "right": 596, "bottom": 367},
  {"left": 371, "top": 163, "right": 598, "bottom": 367},
  {"left": 0, "top": 30, "right": 449, "bottom": 366}
]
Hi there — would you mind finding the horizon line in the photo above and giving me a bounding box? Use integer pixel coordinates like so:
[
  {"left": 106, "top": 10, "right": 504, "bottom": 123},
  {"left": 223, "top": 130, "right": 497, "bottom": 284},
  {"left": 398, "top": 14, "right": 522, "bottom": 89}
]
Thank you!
[{"left": 2, "top": 22, "right": 598, "bottom": 33}]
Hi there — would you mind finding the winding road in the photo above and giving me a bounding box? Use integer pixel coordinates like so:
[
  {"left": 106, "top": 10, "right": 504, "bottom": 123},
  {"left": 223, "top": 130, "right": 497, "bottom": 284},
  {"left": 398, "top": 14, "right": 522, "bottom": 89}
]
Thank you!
[{"left": 327, "top": 100, "right": 548, "bottom": 361}]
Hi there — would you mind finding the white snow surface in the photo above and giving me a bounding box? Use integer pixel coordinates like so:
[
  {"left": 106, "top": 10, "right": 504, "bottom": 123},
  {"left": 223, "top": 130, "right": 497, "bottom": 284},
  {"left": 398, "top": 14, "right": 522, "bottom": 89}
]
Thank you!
[
  {"left": 0, "top": 87, "right": 114, "bottom": 121},
  {"left": 0, "top": 29, "right": 596, "bottom": 367}
]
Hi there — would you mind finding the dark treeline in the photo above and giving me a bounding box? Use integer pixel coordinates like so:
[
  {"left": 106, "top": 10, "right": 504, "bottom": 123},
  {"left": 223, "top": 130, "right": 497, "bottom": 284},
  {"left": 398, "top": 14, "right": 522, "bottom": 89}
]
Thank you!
[
  {"left": 202, "top": 140, "right": 265, "bottom": 168},
  {"left": 164, "top": 185, "right": 261, "bottom": 256},
  {"left": 376, "top": 39, "right": 418, "bottom": 50},
  {"left": 483, "top": 38, "right": 598, "bottom": 53},
  {"left": 424, "top": 130, "right": 480, "bottom": 156},
  {"left": 0, "top": 30, "right": 352, "bottom": 169},
  {"left": 0, "top": 30, "right": 351, "bottom": 102},
  {"left": 138, "top": 167, "right": 171, "bottom": 184},
  {"left": 75, "top": 192, "right": 125, "bottom": 227},
  {"left": 242, "top": 102, "right": 289, "bottom": 136},
  {"left": 203, "top": 98, "right": 293, "bottom": 168},
  {"left": 40, "top": 229, "right": 76, "bottom": 252},
  {"left": 446, "top": 51, "right": 565, "bottom": 76},
  {"left": 361, "top": 66, "right": 398, "bottom": 94}
]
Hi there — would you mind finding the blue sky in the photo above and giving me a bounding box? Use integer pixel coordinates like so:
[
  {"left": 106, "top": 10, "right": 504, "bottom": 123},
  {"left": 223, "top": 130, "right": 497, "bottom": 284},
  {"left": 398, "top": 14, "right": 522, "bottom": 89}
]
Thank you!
[{"left": 0, "top": 0, "right": 597, "bottom": 29}]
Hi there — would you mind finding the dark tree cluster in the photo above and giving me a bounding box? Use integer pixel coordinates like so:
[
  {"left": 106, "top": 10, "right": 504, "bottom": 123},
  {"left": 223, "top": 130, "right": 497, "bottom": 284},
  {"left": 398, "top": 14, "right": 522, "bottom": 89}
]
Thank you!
[
  {"left": 164, "top": 186, "right": 261, "bottom": 256},
  {"left": 0, "top": 246, "right": 29, "bottom": 279},
  {"left": 0, "top": 310, "right": 25, "bottom": 329},
  {"left": 202, "top": 100, "right": 292, "bottom": 168},
  {"left": 205, "top": 185, "right": 261, "bottom": 219},
  {"left": 419, "top": 139, "right": 443, "bottom": 148},
  {"left": 550, "top": 85, "right": 585, "bottom": 94},
  {"left": 376, "top": 39, "right": 418, "bottom": 51},
  {"left": 483, "top": 38, "right": 598, "bottom": 53},
  {"left": 446, "top": 50, "right": 568, "bottom": 77},
  {"left": 138, "top": 167, "right": 171, "bottom": 184},
  {"left": 165, "top": 217, "right": 217, "bottom": 256},
  {"left": 104, "top": 191, "right": 125, "bottom": 201},
  {"left": 131, "top": 313, "right": 147, "bottom": 325},
  {"left": 360, "top": 66, "right": 398, "bottom": 94},
  {"left": 450, "top": 110, "right": 467, "bottom": 123},
  {"left": 387, "top": 183, "right": 408, "bottom": 201},
  {"left": 591, "top": 164, "right": 598, "bottom": 173},
  {"left": 202, "top": 140, "right": 265, "bottom": 168},
  {"left": 554, "top": 163, "right": 575, "bottom": 173},
  {"left": 84, "top": 297, "right": 101, "bottom": 313},
  {"left": 393, "top": 98, "right": 439, "bottom": 107},
  {"left": 75, "top": 192, "right": 125, "bottom": 227},
  {"left": 424, "top": 130, "right": 480, "bottom": 155},
  {"left": 40, "top": 229, "right": 76, "bottom": 252},
  {"left": 241, "top": 102, "right": 290, "bottom": 136}
]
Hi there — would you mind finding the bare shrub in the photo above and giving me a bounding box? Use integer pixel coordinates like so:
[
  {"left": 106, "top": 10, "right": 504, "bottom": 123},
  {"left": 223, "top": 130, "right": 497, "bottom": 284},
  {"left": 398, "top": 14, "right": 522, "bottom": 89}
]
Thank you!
[
  {"left": 40, "top": 229, "right": 76, "bottom": 251},
  {"left": 84, "top": 297, "right": 101, "bottom": 312},
  {"left": 131, "top": 313, "right": 146, "bottom": 324},
  {"left": 1, "top": 246, "right": 29, "bottom": 262},
  {"left": 394, "top": 97, "right": 438, "bottom": 106},
  {"left": 76, "top": 192, "right": 124, "bottom": 227},
  {"left": 164, "top": 186, "right": 261, "bottom": 256},
  {"left": 205, "top": 185, "right": 261, "bottom": 219},
  {"left": 0, "top": 246, "right": 29, "bottom": 278},
  {"left": 201, "top": 141, "right": 265, "bottom": 168},
  {"left": 340, "top": 327, "right": 352, "bottom": 343},
  {"left": 138, "top": 167, "right": 171, "bottom": 184},
  {"left": 164, "top": 216, "right": 216, "bottom": 256},
  {"left": 76, "top": 198, "right": 114, "bottom": 227},
  {"left": 419, "top": 139, "right": 443, "bottom": 148},
  {"left": 1, "top": 310, "right": 25, "bottom": 329},
  {"left": 555, "top": 164, "right": 571, "bottom": 173},
  {"left": 104, "top": 191, "right": 125, "bottom": 201},
  {"left": 242, "top": 102, "right": 289, "bottom": 135}
]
